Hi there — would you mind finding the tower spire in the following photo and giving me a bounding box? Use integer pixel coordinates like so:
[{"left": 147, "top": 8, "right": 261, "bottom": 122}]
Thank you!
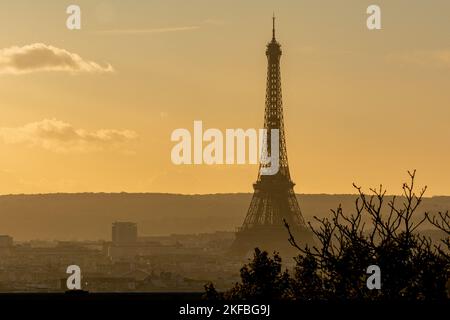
[{"left": 272, "top": 13, "right": 276, "bottom": 40}]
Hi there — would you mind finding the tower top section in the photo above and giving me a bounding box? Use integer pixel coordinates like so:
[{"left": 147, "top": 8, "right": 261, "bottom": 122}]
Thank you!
[{"left": 267, "top": 15, "right": 282, "bottom": 57}]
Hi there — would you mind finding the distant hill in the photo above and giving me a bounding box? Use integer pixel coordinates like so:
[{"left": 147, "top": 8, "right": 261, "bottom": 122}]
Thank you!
[{"left": 0, "top": 193, "right": 449, "bottom": 241}]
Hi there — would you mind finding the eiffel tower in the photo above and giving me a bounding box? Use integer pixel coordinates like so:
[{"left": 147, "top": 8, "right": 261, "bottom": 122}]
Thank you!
[{"left": 231, "top": 16, "right": 314, "bottom": 257}]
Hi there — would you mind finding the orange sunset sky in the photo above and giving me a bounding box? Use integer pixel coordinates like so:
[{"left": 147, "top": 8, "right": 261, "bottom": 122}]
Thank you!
[{"left": 0, "top": 0, "right": 449, "bottom": 195}]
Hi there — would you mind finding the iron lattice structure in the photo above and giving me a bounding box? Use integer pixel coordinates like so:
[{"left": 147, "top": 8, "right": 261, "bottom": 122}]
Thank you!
[{"left": 232, "top": 17, "right": 311, "bottom": 255}]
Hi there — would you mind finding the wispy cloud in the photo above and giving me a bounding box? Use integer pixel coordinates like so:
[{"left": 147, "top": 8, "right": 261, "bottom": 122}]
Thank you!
[
  {"left": 386, "top": 49, "right": 450, "bottom": 69},
  {"left": 0, "top": 43, "right": 114, "bottom": 74},
  {"left": 0, "top": 119, "right": 137, "bottom": 153},
  {"left": 95, "top": 26, "right": 200, "bottom": 35},
  {"left": 95, "top": 18, "right": 225, "bottom": 36},
  {"left": 202, "top": 18, "right": 226, "bottom": 26}
]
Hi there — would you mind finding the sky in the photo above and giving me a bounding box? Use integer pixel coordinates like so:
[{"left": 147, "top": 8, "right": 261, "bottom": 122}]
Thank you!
[{"left": 0, "top": 0, "right": 449, "bottom": 195}]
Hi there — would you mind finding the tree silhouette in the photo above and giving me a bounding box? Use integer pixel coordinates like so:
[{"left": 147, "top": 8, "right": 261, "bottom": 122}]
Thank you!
[{"left": 204, "top": 248, "right": 291, "bottom": 300}]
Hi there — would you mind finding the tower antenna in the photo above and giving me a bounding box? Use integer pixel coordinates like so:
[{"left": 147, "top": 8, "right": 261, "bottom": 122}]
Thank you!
[{"left": 272, "top": 13, "right": 276, "bottom": 40}]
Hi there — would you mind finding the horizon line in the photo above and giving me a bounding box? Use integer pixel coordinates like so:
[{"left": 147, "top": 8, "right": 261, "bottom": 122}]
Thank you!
[{"left": 0, "top": 191, "right": 448, "bottom": 198}]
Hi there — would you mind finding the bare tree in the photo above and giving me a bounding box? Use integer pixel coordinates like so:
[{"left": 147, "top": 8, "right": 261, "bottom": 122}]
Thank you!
[{"left": 284, "top": 171, "right": 449, "bottom": 300}]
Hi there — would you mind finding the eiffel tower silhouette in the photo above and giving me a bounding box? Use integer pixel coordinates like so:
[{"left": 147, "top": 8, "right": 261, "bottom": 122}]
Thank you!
[{"left": 231, "top": 16, "right": 314, "bottom": 256}]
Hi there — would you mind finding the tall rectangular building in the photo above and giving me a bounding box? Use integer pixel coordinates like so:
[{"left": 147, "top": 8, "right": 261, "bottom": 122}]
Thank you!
[
  {"left": 0, "top": 235, "right": 13, "bottom": 247},
  {"left": 112, "top": 222, "right": 137, "bottom": 245}
]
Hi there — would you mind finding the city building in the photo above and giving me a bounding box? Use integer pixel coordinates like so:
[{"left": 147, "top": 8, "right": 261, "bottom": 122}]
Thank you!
[{"left": 112, "top": 222, "right": 137, "bottom": 245}]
